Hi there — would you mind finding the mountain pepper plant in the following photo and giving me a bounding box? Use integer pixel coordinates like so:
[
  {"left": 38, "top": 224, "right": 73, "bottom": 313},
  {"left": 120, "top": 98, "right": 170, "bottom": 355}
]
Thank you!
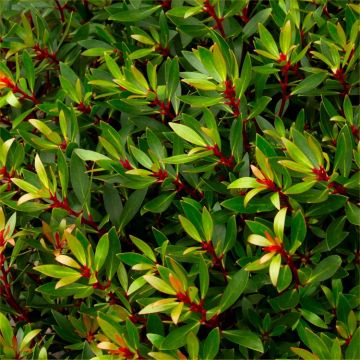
[{"left": 0, "top": 0, "right": 359, "bottom": 359}]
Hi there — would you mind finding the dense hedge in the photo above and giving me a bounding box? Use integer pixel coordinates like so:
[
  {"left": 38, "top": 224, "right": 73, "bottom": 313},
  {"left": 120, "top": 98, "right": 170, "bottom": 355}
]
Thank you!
[{"left": 0, "top": 0, "right": 359, "bottom": 359}]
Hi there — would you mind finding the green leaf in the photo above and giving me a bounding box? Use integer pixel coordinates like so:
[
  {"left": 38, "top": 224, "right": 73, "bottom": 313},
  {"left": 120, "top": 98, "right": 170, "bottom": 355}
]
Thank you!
[
  {"left": 109, "top": 6, "right": 161, "bottom": 22},
  {"left": 64, "top": 232, "right": 87, "bottom": 266},
  {"left": 280, "top": 20, "right": 292, "bottom": 55},
  {"left": 94, "top": 233, "right": 109, "bottom": 271},
  {"left": 22, "top": 50, "right": 35, "bottom": 92},
  {"left": 346, "top": 202, "right": 360, "bottom": 226},
  {"left": 222, "top": 330, "right": 264, "bottom": 353},
  {"left": 201, "top": 207, "right": 213, "bottom": 242},
  {"left": 258, "top": 23, "right": 279, "bottom": 58},
  {"left": 284, "top": 180, "right": 316, "bottom": 194},
  {"left": 308, "top": 255, "right": 342, "bottom": 283},
  {"left": 203, "top": 327, "right": 220, "bottom": 360},
  {"left": 162, "top": 150, "right": 213, "bottom": 164},
  {"left": 142, "top": 192, "right": 176, "bottom": 215},
  {"left": 169, "top": 123, "right": 207, "bottom": 147},
  {"left": 130, "top": 235, "right": 156, "bottom": 262},
  {"left": 34, "top": 154, "right": 49, "bottom": 189},
  {"left": 160, "top": 323, "right": 200, "bottom": 350},
  {"left": 291, "top": 72, "right": 327, "bottom": 95},
  {"left": 34, "top": 265, "right": 80, "bottom": 278},
  {"left": 282, "top": 138, "right": 314, "bottom": 168},
  {"left": 269, "top": 254, "right": 281, "bottom": 286},
  {"left": 219, "top": 269, "right": 248, "bottom": 312},
  {"left": 334, "top": 125, "right": 352, "bottom": 177},
  {"left": 291, "top": 347, "right": 319, "bottom": 360},
  {"left": 274, "top": 207, "right": 287, "bottom": 242},
  {"left": 178, "top": 95, "right": 223, "bottom": 107},
  {"left": 198, "top": 255, "right": 209, "bottom": 299},
  {"left": 119, "top": 189, "right": 147, "bottom": 232},
  {"left": 74, "top": 149, "right": 111, "bottom": 162},
  {"left": 247, "top": 97, "right": 271, "bottom": 119},
  {"left": 70, "top": 153, "right": 90, "bottom": 207},
  {"left": 242, "top": 8, "right": 272, "bottom": 38},
  {"left": 186, "top": 332, "right": 199, "bottom": 360},
  {"left": 179, "top": 215, "right": 203, "bottom": 242},
  {"left": 143, "top": 275, "right": 176, "bottom": 295},
  {"left": 346, "top": 327, "right": 360, "bottom": 360},
  {"left": 0, "top": 312, "right": 13, "bottom": 345},
  {"left": 221, "top": 196, "right": 275, "bottom": 214}
]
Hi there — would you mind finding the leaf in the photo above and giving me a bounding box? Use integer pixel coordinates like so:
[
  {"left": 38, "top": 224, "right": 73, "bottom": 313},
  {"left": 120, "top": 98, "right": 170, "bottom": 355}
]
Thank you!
[
  {"left": 258, "top": 23, "right": 279, "bottom": 58},
  {"left": 160, "top": 323, "right": 200, "bottom": 350},
  {"left": 291, "top": 72, "right": 327, "bottom": 95},
  {"left": 284, "top": 180, "right": 316, "bottom": 195},
  {"left": 281, "top": 138, "right": 313, "bottom": 168},
  {"left": 221, "top": 196, "right": 275, "bottom": 214},
  {"left": 291, "top": 347, "right": 319, "bottom": 360},
  {"left": 247, "top": 97, "right": 271, "bottom": 119},
  {"left": 248, "top": 234, "right": 272, "bottom": 247},
  {"left": 94, "top": 233, "right": 109, "bottom": 271},
  {"left": 162, "top": 150, "right": 213, "bottom": 164},
  {"left": 334, "top": 125, "right": 352, "bottom": 177},
  {"left": 118, "top": 189, "right": 147, "bottom": 232},
  {"left": 34, "top": 265, "right": 80, "bottom": 278},
  {"left": 201, "top": 207, "right": 213, "bottom": 242},
  {"left": 346, "top": 202, "right": 360, "bottom": 226},
  {"left": 130, "top": 146, "right": 153, "bottom": 169},
  {"left": 20, "top": 329, "right": 41, "bottom": 351},
  {"left": 198, "top": 255, "right": 209, "bottom": 299},
  {"left": 169, "top": 123, "right": 207, "bottom": 147},
  {"left": 186, "top": 332, "right": 199, "bottom": 360},
  {"left": 203, "top": 328, "right": 220, "bottom": 360},
  {"left": 64, "top": 232, "right": 87, "bottom": 266},
  {"left": 280, "top": 20, "right": 292, "bottom": 55},
  {"left": 274, "top": 207, "right": 287, "bottom": 242},
  {"left": 0, "top": 312, "right": 13, "bottom": 345},
  {"left": 34, "top": 154, "right": 49, "bottom": 189},
  {"left": 74, "top": 149, "right": 111, "bottom": 162},
  {"left": 142, "top": 192, "right": 176, "bottom": 214},
  {"left": 346, "top": 327, "right": 360, "bottom": 360},
  {"left": 109, "top": 6, "right": 161, "bottom": 22},
  {"left": 219, "top": 269, "right": 248, "bottom": 312},
  {"left": 237, "top": 53, "right": 252, "bottom": 99},
  {"left": 308, "top": 255, "right": 342, "bottom": 283},
  {"left": 269, "top": 254, "right": 281, "bottom": 286},
  {"left": 143, "top": 275, "right": 176, "bottom": 295},
  {"left": 130, "top": 235, "right": 156, "bottom": 262},
  {"left": 222, "top": 330, "right": 264, "bottom": 353},
  {"left": 22, "top": 51, "right": 35, "bottom": 92},
  {"left": 70, "top": 153, "right": 90, "bottom": 207},
  {"left": 242, "top": 8, "right": 272, "bottom": 38},
  {"left": 228, "top": 177, "right": 259, "bottom": 189},
  {"left": 179, "top": 215, "right": 202, "bottom": 242},
  {"left": 178, "top": 95, "right": 223, "bottom": 107}
]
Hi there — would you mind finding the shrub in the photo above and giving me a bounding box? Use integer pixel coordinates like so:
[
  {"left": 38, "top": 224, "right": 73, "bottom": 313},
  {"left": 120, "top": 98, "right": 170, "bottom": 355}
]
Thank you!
[{"left": 0, "top": 0, "right": 359, "bottom": 359}]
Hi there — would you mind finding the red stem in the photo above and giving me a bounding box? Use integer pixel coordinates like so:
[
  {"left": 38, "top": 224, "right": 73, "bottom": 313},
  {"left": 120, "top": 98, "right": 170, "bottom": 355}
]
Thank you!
[
  {"left": 278, "top": 58, "right": 290, "bottom": 118},
  {"left": 223, "top": 80, "right": 240, "bottom": 117},
  {"left": 206, "top": 144, "right": 234, "bottom": 169},
  {"left": 0, "top": 253, "right": 30, "bottom": 321},
  {"left": 33, "top": 44, "right": 59, "bottom": 64},
  {"left": 263, "top": 244, "right": 300, "bottom": 287},
  {"left": 172, "top": 175, "right": 204, "bottom": 200},
  {"left": 177, "top": 291, "right": 219, "bottom": 327},
  {"left": 201, "top": 241, "right": 228, "bottom": 282},
  {"left": 333, "top": 68, "right": 350, "bottom": 96},
  {"left": 203, "top": 0, "right": 225, "bottom": 37},
  {"left": 49, "top": 195, "right": 105, "bottom": 234},
  {"left": 54, "top": 0, "right": 65, "bottom": 23}
]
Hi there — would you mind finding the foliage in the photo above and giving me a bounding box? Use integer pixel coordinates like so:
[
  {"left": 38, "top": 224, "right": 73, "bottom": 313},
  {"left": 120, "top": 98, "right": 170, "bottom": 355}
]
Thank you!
[{"left": 0, "top": 0, "right": 359, "bottom": 359}]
